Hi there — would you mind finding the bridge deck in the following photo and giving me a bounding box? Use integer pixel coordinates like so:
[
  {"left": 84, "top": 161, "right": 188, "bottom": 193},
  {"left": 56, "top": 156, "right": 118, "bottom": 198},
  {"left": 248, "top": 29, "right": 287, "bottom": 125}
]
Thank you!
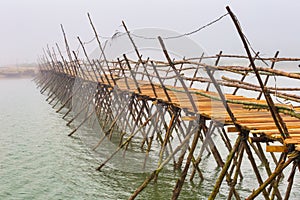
[{"left": 106, "top": 77, "right": 300, "bottom": 151}]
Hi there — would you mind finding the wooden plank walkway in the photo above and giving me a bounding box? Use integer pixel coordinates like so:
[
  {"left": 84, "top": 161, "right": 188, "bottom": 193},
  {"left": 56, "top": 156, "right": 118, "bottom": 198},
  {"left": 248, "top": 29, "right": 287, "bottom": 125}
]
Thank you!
[{"left": 105, "top": 76, "right": 300, "bottom": 152}]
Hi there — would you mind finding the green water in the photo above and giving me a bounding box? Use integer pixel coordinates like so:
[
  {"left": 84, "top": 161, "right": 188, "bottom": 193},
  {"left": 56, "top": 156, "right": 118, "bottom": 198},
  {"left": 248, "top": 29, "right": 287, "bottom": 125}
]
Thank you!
[
  {"left": 0, "top": 79, "right": 208, "bottom": 199},
  {"left": 0, "top": 79, "right": 299, "bottom": 199}
]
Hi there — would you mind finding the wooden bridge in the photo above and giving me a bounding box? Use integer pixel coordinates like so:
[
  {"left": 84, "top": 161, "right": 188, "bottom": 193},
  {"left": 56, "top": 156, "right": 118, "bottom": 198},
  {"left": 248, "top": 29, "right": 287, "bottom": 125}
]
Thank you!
[{"left": 35, "top": 7, "right": 300, "bottom": 200}]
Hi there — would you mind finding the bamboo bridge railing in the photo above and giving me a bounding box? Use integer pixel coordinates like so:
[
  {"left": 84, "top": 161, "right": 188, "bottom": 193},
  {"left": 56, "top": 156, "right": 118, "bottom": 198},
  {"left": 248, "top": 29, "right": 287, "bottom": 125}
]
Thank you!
[{"left": 35, "top": 6, "right": 300, "bottom": 200}]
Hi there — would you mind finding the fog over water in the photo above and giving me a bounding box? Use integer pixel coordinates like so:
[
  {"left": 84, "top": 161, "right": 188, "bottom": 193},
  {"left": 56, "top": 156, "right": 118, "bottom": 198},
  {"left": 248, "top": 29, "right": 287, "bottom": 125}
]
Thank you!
[{"left": 1, "top": 1, "right": 300, "bottom": 66}]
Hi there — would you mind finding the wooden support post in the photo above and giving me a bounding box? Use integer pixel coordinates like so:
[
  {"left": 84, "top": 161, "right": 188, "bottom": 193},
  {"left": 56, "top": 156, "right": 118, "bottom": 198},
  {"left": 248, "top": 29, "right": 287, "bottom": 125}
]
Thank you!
[
  {"left": 189, "top": 52, "right": 204, "bottom": 88},
  {"left": 123, "top": 54, "right": 142, "bottom": 93},
  {"left": 158, "top": 36, "right": 198, "bottom": 112},
  {"left": 257, "top": 51, "right": 279, "bottom": 100},
  {"left": 66, "top": 94, "right": 95, "bottom": 126},
  {"left": 61, "top": 24, "right": 77, "bottom": 76},
  {"left": 117, "top": 58, "right": 130, "bottom": 90},
  {"left": 284, "top": 162, "right": 297, "bottom": 200},
  {"left": 228, "top": 145, "right": 244, "bottom": 199},
  {"left": 96, "top": 60, "right": 113, "bottom": 86},
  {"left": 129, "top": 125, "right": 199, "bottom": 200},
  {"left": 77, "top": 36, "right": 97, "bottom": 82},
  {"left": 208, "top": 135, "right": 242, "bottom": 200},
  {"left": 72, "top": 51, "right": 87, "bottom": 79},
  {"left": 93, "top": 93, "right": 133, "bottom": 150},
  {"left": 206, "top": 51, "right": 222, "bottom": 91},
  {"left": 142, "top": 106, "right": 166, "bottom": 168},
  {"left": 157, "top": 108, "right": 179, "bottom": 167},
  {"left": 200, "top": 121, "right": 224, "bottom": 167},
  {"left": 243, "top": 137, "right": 271, "bottom": 199},
  {"left": 151, "top": 61, "right": 172, "bottom": 102},
  {"left": 96, "top": 107, "right": 162, "bottom": 171},
  {"left": 68, "top": 109, "right": 96, "bottom": 136},
  {"left": 87, "top": 13, "right": 112, "bottom": 81},
  {"left": 52, "top": 76, "right": 73, "bottom": 108},
  {"left": 174, "top": 57, "right": 185, "bottom": 87},
  {"left": 121, "top": 20, "right": 157, "bottom": 93},
  {"left": 56, "top": 43, "right": 72, "bottom": 75},
  {"left": 172, "top": 120, "right": 200, "bottom": 200},
  {"left": 246, "top": 155, "right": 295, "bottom": 199},
  {"left": 226, "top": 6, "right": 289, "bottom": 139}
]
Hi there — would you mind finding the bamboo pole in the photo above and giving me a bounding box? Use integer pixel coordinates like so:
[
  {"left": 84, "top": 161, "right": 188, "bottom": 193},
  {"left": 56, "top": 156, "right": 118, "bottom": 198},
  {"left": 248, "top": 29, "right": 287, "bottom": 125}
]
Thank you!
[
  {"left": 189, "top": 52, "right": 204, "bottom": 88},
  {"left": 228, "top": 145, "right": 244, "bottom": 199},
  {"left": 233, "top": 52, "right": 260, "bottom": 95},
  {"left": 158, "top": 36, "right": 198, "bottom": 113},
  {"left": 77, "top": 36, "right": 97, "bottom": 82},
  {"left": 121, "top": 21, "right": 157, "bottom": 94},
  {"left": 123, "top": 54, "right": 141, "bottom": 93},
  {"left": 129, "top": 125, "right": 199, "bottom": 200},
  {"left": 87, "top": 13, "right": 112, "bottom": 84},
  {"left": 151, "top": 61, "right": 172, "bottom": 102},
  {"left": 257, "top": 51, "right": 279, "bottom": 100},
  {"left": 283, "top": 162, "right": 297, "bottom": 200},
  {"left": 243, "top": 138, "right": 270, "bottom": 199},
  {"left": 61, "top": 24, "right": 77, "bottom": 76},
  {"left": 172, "top": 121, "right": 200, "bottom": 199},
  {"left": 246, "top": 155, "right": 295, "bottom": 199},
  {"left": 208, "top": 135, "right": 242, "bottom": 200},
  {"left": 206, "top": 51, "right": 222, "bottom": 91},
  {"left": 68, "top": 109, "right": 96, "bottom": 136},
  {"left": 96, "top": 107, "right": 162, "bottom": 171},
  {"left": 226, "top": 6, "right": 289, "bottom": 139}
]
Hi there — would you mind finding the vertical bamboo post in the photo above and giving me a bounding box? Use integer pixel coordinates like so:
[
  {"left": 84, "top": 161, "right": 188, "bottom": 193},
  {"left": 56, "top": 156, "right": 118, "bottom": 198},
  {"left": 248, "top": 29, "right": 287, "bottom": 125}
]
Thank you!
[
  {"left": 226, "top": 6, "right": 289, "bottom": 139},
  {"left": 158, "top": 36, "right": 198, "bottom": 112},
  {"left": 243, "top": 138, "right": 270, "bottom": 199},
  {"left": 172, "top": 120, "right": 200, "bottom": 199},
  {"left": 96, "top": 60, "right": 112, "bottom": 86},
  {"left": 283, "top": 162, "right": 297, "bottom": 200},
  {"left": 232, "top": 52, "right": 260, "bottom": 95},
  {"left": 96, "top": 107, "right": 162, "bottom": 171},
  {"left": 117, "top": 58, "right": 131, "bottom": 90},
  {"left": 55, "top": 43, "right": 72, "bottom": 75},
  {"left": 208, "top": 135, "right": 242, "bottom": 200},
  {"left": 122, "top": 21, "right": 158, "bottom": 97},
  {"left": 123, "top": 54, "right": 142, "bottom": 93},
  {"left": 90, "top": 60, "right": 104, "bottom": 83},
  {"left": 174, "top": 57, "right": 185, "bottom": 87},
  {"left": 129, "top": 125, "right": 199, "bottom": 200},
  {"left": 151, "top": 61, "right": 172, "bottom": 102},
  {"left": 72, "top": 51, "right": 87, "bottom": 80},
  {"left": 246, "top": 156, "right": 295, "bottom": 199},
  {"left": 61, "top": 24, "right": 77, "bottom": 76},
  {"left": 189, "top": 52, "right": 204, "bottom": 88},
  {"left": 257, "top": 51, "right": 279, "bottom": 100},
  {"left": 87, "top": 13, "right": 115, "bottom": 84},
  {"left": 205, "top": 63, "right": 246, "bottom": 199},
  {"left": 206, "top": 51, "right": 222, "bottom": 91},
  {"left": 77, "top": 36, "right": 97, "bottom": 82},
  {"left": 228, "top": 145, "right": 244, "bottom": 199}
]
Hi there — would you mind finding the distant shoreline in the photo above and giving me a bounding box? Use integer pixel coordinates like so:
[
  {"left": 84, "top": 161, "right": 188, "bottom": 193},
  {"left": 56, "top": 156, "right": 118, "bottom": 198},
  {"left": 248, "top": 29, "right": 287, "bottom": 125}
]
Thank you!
[{"left": 0, "top": 66, "right": 38, "bottom": 79}]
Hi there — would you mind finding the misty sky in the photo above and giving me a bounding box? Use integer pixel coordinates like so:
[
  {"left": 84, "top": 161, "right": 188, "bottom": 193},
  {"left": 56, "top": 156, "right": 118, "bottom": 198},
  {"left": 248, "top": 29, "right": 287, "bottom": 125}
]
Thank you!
[{"left": 0, "top": 0, "right": 300, "bottom": 66}]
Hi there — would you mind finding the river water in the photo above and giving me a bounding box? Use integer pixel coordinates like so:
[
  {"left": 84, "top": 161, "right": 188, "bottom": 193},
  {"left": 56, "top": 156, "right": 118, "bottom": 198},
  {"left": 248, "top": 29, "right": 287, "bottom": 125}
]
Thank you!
[{"left": 0, "top": 78, "right": 299, "bottom": 199}]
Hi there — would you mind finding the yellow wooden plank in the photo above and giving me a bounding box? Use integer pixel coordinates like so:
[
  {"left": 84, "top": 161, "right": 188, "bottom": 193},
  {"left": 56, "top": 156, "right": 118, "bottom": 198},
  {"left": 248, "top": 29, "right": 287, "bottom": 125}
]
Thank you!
[
  {"left": 266, "top": 145, "right": 287, "bottom": 152},
  {"left": 227, "top": 126, "right": 238, "bottom": 133},
  {"left": 284, "top": 138, "right": 300, "bottom": 144},
  {"left": 251, "top": 128, "right": 300, "bottom": 135}
]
